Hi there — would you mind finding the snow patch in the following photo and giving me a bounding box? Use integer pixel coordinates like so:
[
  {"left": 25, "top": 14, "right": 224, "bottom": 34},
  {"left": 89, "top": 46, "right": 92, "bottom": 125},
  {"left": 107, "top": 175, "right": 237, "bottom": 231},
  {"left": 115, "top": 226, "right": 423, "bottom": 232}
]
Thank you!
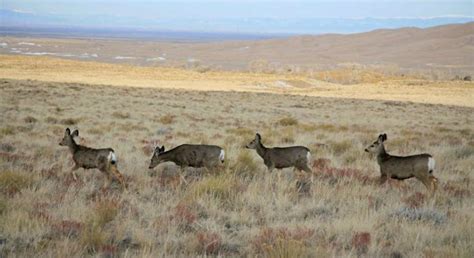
[
  {"left": 146, "top": 57, "right": 166, "bottom": 62},
  {"left": 18, "top": 42, "right": 36, "bottom": 46},
  {"left": 274, "top": 80, "right": 293, "bottom": 88},
  {"left": 115, "top": 56, "right": 136, "bottom": 60}
]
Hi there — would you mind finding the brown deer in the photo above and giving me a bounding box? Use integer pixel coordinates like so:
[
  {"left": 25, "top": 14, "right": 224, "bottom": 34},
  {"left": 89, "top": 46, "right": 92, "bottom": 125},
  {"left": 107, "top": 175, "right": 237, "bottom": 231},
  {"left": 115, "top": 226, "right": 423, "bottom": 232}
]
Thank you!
[
  {"left": 59, "top": 128, "right": 126, "bottom": 189},
  {"left": 246, "top": 133, "right": 312, "bottom": 174},
  {"left": 365, "top": 133, "right": 438, "bottom": 193},
  {"left": 148, "top": 144, "right": 225, "bottom": 183}
]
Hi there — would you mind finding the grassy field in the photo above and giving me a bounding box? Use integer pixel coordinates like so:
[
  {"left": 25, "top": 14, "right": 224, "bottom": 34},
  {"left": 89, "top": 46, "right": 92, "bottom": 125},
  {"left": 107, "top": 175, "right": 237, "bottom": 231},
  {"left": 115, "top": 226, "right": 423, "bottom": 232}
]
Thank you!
[
  {"left": 0, "top": 56, "right": 473, "bottom": 257},
  {"left": 1, "top": 55, "right": 473, "bottom": 107}
]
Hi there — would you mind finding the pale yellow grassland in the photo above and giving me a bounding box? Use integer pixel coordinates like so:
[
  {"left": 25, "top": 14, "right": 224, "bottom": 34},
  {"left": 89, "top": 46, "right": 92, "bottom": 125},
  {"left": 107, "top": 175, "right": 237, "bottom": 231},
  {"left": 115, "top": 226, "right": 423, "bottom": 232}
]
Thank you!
[
  {"left": 1, "top": 55, "right": 473, "bottom": 107},
  {"left": 0, "top": 76, "right": 473, "bottom": 257}
]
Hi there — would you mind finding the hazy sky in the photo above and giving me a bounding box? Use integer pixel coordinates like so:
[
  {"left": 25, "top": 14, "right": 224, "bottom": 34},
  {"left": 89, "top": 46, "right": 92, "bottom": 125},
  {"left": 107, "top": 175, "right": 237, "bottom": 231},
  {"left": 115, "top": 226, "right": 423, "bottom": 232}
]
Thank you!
[{"left": 3, "top": 0, "right": 473, "bottom": 19}]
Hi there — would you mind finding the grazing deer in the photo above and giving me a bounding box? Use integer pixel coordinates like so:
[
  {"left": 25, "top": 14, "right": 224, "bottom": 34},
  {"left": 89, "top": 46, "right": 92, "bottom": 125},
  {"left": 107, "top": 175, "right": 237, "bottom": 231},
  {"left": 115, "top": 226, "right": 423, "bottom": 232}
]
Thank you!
[
  {"left": 59, "top": 128, "right": 126, "bottom": 189},
  {"left": 246, "top": 133, "right": 312, "bottom": 174},
  {"left": 148, "top": 144, "right": 225, "bottom": 183},
  {"left": 365, "top": 133, "right": 438, "bottom": 193}
]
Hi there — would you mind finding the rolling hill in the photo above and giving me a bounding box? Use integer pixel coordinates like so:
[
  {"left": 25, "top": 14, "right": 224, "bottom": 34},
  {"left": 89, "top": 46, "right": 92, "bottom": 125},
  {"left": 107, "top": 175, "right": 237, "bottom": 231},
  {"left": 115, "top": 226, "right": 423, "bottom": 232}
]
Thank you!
[{"left": 1, "top": 22, "right": 473, "bottom": 73}]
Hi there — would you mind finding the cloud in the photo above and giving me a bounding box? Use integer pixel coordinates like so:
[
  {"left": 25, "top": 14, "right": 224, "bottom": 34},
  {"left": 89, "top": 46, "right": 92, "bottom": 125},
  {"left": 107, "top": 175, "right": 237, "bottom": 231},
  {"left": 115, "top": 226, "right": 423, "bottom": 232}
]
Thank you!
[{"left": 11, "top": 9, "right": 35, "bottom": 14}]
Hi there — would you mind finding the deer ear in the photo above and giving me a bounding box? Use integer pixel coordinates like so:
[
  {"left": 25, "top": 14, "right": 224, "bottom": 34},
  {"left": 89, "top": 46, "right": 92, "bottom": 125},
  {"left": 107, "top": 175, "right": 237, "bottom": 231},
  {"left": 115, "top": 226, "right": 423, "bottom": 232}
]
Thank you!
[
  {"left": 65, "top": 128, "right": 71, "bottom": 135},
  {"left": 383, "top": 134, "right": 387, "bottom": 142},
  {"left": 378, "top": 134, "right": 384, "bottom": 142},
  {"left": 256, "top": 133, "right": 261, "bottom": 140},
  {"left": 72, "top": 130, "right": 79, "bottom": 137},
  {"left": 160, "top": 146, "right": 165, "bottom": 152}
]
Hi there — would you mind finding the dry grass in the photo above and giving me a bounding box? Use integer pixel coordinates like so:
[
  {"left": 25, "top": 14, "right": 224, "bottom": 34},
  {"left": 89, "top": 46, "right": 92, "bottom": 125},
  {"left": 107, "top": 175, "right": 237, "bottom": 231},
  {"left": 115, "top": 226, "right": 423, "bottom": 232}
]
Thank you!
[
  {"left": 0, "top": 77, "right": 473, "bottom": 257},
  {"left": 1, "top": 55, "right": 474, "bottom": 107}
]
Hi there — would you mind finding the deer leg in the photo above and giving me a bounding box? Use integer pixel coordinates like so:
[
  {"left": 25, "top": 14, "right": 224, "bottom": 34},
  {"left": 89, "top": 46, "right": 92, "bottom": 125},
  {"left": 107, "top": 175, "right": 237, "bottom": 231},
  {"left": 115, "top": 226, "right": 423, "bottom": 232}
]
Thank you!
[
  {"left": 416, "top": 176, "right": 433, "bottom": 192},
  {"left": 203, "top": 166, "right": 213, "bottom": 176},
  {"left": 102, "top": 173, "right": 111, "bottom": 189},
  {"left": 109, "top": 165, "right": 126, "bottom": 190},
  {"left": 429, "top": 175, "right": 438, "bottom": 195},
  {"left": 70, "top": 164, "right": 80, "bottom": 181},
  {"left": 295, "top": 160, "right": 313, "bottom": 182},
  {"left": 267, "top": 165, "right": 275, "bottom": 173},
  {"left": 97, "top": 161, "right": 111, "bottom": 189},
  {"left": 302, "top": 164, "right": 312, "bottom": 174},
  {"left": 303, "top": 165, "right": 314, "bottom": 183},
  {"left": 379, "top": 174, "right": 388, "bottom": 185},
  {"left": 179, "top": 167, "right": 188, "bottom": 186}
]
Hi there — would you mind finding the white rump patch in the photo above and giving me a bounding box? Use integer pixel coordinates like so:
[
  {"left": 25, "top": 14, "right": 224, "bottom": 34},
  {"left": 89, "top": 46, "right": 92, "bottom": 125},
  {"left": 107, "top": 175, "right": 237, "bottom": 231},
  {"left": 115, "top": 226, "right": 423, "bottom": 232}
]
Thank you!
[
  {"left": 306, "top": 152, "right": 311, "bottom": 162},
  {"left": 428, "top": 157, "right": 435, "bottom": 172},
  {"left": 108, "top": 151, "right": 117, "bottom": 163},
  {"left": 219, "top": 150, "right": 225, "bottom": 162}
]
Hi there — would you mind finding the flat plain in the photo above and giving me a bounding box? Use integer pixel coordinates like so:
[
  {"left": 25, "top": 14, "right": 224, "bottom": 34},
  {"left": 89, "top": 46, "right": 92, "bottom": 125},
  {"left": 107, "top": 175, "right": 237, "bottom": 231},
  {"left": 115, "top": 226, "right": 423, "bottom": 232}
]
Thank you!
[{"left": 0, "top": 55, "right": 473, "bottom": 257}]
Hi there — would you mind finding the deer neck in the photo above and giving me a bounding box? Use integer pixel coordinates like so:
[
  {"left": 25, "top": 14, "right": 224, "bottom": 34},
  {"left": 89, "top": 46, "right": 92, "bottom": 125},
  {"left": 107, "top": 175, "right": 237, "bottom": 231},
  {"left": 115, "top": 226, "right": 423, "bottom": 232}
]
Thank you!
[
  {"left": 68, "top": 139, "right": 79, "bottom": 154},
  {"left": 158, "top": 150, "right": 174, "bottom": 162},
  {"left": 255, "top": 141, "right": 268, "bottom": 158},
  {"left": 376, "top": 144, "right": 390, "bottom": 164}
]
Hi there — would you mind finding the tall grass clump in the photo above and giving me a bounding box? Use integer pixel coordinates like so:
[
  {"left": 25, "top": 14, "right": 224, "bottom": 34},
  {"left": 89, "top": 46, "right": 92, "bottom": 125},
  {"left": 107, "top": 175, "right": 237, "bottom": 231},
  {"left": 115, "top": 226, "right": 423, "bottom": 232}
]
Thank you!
[
  {"left": 159, "top": 114, "right": 175, "bottom": 124},
  {"left": 187, "top": 174, "right": 239, "bottom": 203},
  {"left": 79, "top": 199, "right": 119, "bottom": 253},
  {"left": 0, "top": 171, "right": 33, "bottom": 195},
  {"left": 80, "top": 222, "right": 107, "bottom": 253},
  {"left": 94, "top": 200, "right": 119, "bottom": 226},
  {"left": 328, "top": 139, "right": 353, "bottom": 155},
  {"left": 253, "top": 227, "right": 315, "bottom": 257},
  {"left": 0, "top": 197, "right": 7, "bottom": 215},
  {"left": 61, "top": 118, "right": 81, "bottom": 125},
  {"left": 230, "top": 150, "right": 260, "bottom": 179},
  {"left": 111, "top": 111, "right": 130, "bottom": 119},
  {"left": 0, "top": 126, "right": 15, "bottom": 138},
  {"left": 278, "top": 116, "right": 298, "bottom": 126}
]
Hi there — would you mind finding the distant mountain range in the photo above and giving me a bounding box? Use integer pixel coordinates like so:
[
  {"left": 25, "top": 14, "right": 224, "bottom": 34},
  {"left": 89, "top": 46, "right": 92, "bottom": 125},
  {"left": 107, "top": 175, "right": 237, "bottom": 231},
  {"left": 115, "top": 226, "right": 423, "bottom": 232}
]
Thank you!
[
  {"left": 1, "top": 8, "right": 473, "bottom": 36},
  {"left": 1, "top": 22, "right": 472, "bottom": 75}
]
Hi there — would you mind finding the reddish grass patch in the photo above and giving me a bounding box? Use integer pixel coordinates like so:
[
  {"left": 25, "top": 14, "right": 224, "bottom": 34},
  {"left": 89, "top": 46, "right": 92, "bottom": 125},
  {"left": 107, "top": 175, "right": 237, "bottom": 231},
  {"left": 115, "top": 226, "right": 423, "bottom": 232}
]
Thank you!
[
  {"left": 443, "top": 182, "right": 471, "bottom": 198},
  {"left": 352, "top": 232, "right": 371, "bottom": 254},
  {"left": 31, "top": 202, "right": 54, "bottom": 222},
  {"left": 196, "top": 231, "right": 222, "bottom": 255},
  {"left": 40, "top": 165, "right": 61, "bottom": 180},
  {"left": 0, "top": 152, "right": 23, "bottom": 162},
  {"left": 403, "top": 192, "right": 426, "bottom": 208},
  {"left": 173, "top": 202, "right": 197, "bottom": 230},
  {"left": 51, "top": 220, "right": 83, "bottom": 238},
  {"left": 100, "top": 244, "right": 118, "bottom": 257},
  {"left": 312, "top": 159, "right": 372, "bottom": 185}
]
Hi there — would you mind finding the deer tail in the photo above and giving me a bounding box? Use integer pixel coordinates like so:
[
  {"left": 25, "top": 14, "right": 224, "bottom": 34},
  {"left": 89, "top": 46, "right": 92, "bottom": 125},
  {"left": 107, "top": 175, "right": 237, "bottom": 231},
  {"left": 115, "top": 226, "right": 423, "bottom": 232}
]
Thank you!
[{"left": 108, "top": 151, "right": 117, "bottom": 165}]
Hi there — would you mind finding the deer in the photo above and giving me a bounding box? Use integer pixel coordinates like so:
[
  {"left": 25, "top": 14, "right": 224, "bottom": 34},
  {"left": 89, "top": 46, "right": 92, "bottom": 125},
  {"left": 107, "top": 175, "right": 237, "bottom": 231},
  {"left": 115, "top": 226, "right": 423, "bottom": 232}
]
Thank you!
[
  {"left": 365, "top": 133, "right": 438, "bottom": 194},
  {"left": 148, "top": 144, "right": 225, "bottom": 184},
  {"left": 59, "top": 128, "right": 126, "bottom": 189},
  {"left": 245, "top": 133, "right": 312, "bottom": 174}
]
